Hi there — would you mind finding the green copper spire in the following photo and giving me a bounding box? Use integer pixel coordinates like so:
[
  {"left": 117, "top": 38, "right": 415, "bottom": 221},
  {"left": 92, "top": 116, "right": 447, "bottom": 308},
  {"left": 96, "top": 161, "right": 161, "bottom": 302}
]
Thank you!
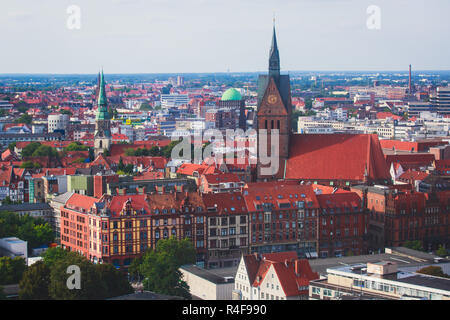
[
  {"left": 96, "top": 70, "right": 110, "bottom": 120},
  {"left": 97, "top": 70, "right": 107, "bottom": 107}
]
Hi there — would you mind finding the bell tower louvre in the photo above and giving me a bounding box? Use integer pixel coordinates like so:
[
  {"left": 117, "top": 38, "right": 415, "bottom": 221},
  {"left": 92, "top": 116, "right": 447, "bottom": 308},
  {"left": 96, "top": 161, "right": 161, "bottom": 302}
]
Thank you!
[{"left": 256, "top": 24, "right": 292, "bottom": 181}]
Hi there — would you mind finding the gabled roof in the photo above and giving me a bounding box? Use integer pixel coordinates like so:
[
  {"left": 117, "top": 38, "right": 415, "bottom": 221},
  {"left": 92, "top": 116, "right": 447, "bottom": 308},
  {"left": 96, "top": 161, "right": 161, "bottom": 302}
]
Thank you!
[
  {"left": 243, "top": 251, "right": 319, "bottom": 297},
  {"left": 286, "top": 134, "right": 390, "bottom": 182},
  {"left": 65, "top": 193, "right": 99, "bottom": 212},
  {"left": 106, "top": 194, "right": 149, "bottom": 217}
]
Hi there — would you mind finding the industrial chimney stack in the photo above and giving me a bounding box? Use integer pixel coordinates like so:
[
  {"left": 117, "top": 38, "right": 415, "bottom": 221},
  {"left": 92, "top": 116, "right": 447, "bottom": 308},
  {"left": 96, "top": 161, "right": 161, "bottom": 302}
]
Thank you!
[{"left": 409, "top": 64, "right": 412, "bottom": 94}]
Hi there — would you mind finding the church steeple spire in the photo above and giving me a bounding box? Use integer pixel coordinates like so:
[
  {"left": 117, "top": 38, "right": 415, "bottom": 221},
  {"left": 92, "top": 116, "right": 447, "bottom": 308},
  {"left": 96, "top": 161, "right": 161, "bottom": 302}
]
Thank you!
[
  {"left": 96, "top": 70, "right": 109, "bottom": 121},
  {"left": 94, "top": 69, "right": 112, "bottom": 157},
  {"left": 269, "top": 22, "right": 280, "bottom": 79},
  {"left": 97, "top": 69, "right": 107, "bottom": 107}
]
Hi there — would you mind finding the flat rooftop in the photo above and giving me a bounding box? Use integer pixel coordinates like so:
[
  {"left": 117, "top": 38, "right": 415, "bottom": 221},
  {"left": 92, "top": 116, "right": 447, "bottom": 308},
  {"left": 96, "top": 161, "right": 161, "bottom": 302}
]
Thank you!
[
  {"left": 328, "top": 263, "right": 450, "bottom": 292},
  {"left": 309, "top": 250, "right": 439, "bottom": 276},
  {"left": 180, "top": 265, "right": 236, "bottom": 284}
]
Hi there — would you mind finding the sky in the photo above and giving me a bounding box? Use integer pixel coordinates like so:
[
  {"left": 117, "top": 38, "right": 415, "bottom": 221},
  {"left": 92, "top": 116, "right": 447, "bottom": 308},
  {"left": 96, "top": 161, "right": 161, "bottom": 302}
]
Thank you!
[{"left": 1, "top": 0, "right": 449, "bottom": 74}]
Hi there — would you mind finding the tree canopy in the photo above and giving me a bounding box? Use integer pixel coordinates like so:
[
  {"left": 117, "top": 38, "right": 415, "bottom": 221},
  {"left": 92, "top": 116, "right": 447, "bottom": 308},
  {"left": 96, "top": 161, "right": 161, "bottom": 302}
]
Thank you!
[
  {"left": 130, "top": 237, "right": 195, "bottom": 299},
  {"left": 64, "top": 142, "right": 88, "bottom": 152},
  {"left": 0, "top": 256, "right": 27, "bottom": 285},
  {"left": 416, "top": 266, "right": 450, "bottom": 279},
  {"left": 39, "top": 247, "right": 133, "bottom": 300},
  {"left": 19, "top": 260, "right": 51, "bottom": 300},
  {"left": 0, "top": 211, "right": 54, "bottom": 254},
  {"left": 15, "top": 114, "right": 32, "bottom": 124}
]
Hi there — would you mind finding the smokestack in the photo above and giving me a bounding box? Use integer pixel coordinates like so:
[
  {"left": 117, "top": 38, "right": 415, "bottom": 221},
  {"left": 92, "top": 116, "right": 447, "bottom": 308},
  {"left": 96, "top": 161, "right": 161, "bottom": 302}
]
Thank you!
[{"left": 409, "top": 64, "right": 412, "bottom": 94}]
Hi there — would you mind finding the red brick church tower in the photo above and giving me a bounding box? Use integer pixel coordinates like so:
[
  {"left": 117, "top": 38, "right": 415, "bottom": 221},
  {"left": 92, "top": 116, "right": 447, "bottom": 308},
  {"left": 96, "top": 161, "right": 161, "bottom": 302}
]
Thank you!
[{"left": 257, "top": 24, "right": 292, "bottom": 180}]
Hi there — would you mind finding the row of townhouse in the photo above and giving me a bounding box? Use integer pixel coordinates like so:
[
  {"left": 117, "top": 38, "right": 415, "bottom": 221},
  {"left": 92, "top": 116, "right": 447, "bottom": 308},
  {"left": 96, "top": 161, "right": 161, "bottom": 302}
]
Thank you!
[{"left": 58, "top": 181, "right": 370, "bottom": 269}]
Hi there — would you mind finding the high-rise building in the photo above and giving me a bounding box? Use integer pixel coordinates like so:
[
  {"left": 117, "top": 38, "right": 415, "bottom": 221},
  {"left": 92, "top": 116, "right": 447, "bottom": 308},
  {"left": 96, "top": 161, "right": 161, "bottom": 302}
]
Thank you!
[{"left": 430, "top": 86, "right": 450, "bottom": 115}]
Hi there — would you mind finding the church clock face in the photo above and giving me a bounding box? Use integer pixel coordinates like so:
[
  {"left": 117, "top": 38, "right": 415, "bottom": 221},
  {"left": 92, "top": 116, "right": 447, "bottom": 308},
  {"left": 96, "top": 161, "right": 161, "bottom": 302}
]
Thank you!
[{"left": 268, "top": 94, "right": 278, "bottom": 104}]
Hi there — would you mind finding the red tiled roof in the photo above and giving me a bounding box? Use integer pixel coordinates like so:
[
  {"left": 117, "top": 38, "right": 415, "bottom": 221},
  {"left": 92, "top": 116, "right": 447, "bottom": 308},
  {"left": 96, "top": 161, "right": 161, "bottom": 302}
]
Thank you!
[
  {"left": 203, "top": 173, "right": 241, "bottom": 184},
  {"left": 243, "top": 182, "right": 320, "bottom": 212},
  {"left": 246, "top": 252, "right": 319, "bottom": 297},
  {"left": 0, "top": 167, "right": 13, "bottom": 186},
  {"left": 286, "top": 134, "right": 391, "bottom": 182},
  {"left": 385, "top": 154, "right": 435, "bottom": 167},
  {"left": 376, "top": 112, "right": 402, "bottom": 120},
  {"left": 133, "top": 171, "right": 164, "bottom": 180},
  {"left": 202, "top": 192, "right": 247, "bottom": 214},
  {"left": 316, "top": 193, "right": 362, "bottom": 211},
  {"left": 107, "top": 195, "right": 149, "bottom": 217},
  {"left": 399, "top": 170, "right": 429, "bottom": 181},
  {"left": 66, "top": 193, "right": 99, "bottom": 212}
]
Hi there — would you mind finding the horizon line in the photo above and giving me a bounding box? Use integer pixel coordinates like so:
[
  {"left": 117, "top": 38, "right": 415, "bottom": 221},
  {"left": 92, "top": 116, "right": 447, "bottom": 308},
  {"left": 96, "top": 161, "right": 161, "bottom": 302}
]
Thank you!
[{"left": 1, "top": 69, "right": 450, "bottom": 76}]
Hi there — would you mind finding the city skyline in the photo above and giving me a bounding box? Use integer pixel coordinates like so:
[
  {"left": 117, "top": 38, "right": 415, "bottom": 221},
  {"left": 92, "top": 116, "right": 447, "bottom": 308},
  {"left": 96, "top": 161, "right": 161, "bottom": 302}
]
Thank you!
[{"left": 1, "top": 0, "right": 450, "bottom": 74}]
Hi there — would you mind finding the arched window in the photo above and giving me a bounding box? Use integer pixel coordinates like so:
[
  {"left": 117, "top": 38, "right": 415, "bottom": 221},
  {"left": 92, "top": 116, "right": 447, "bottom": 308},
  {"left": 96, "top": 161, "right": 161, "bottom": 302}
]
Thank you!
[
  {"left": 99, "top": 140, "right": 103, "bottom": 149},
  {"left": 264, "top": 120, "right": 268, "bottom": 129},
  {"left": 271, "top": 120, "right": 274, "bottom": 129}
]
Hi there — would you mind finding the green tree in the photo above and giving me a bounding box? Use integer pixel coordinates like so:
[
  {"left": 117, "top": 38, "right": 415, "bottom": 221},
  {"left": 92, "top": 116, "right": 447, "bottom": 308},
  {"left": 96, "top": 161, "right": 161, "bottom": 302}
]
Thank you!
[
  {"left": 15, "top": 114, "right": 32, "bottom": 124},
  {"left": 436, "top": 245, "right": 447, "bottom": 257},
  {"left": 134, "top": 237, "right": 195, "bottom": 299},
  {"left": 22, "top": 142, "right": 42, "bottom": 157},
  {"left": 149, "top": 146, "right": 160, "bottom": 156},
  {"left": 20, "top": 161, "right": 42, "bottom": 169},
  {"left": 161, "top": 140, "right": 181, "bottom": 159},
  {"left": 140, "top": 103, "right": 152, "bottom": 111},
  {"left": 64, "top": 142, "right": 88, "bottom": 152},
  {"left": 1, "top": 196, "right": 14, "bottom": 205},
  {"left": 0, "top": 286, "right": 6, "bottom": 300},
  {"left": 403, "top": 240, "right": 424, "bottom": 252},
  {"left": 31, "top": 145, "right": 59, "bottom": 158},
  {"left": 416, "top": 266, "right": 450, "bottom": 278},
  {"left": 0, "top": 256, "right": 27, "bottom": 285},
  {"left": 42, "top": 247, "right": 70, "bottom": 268},
  {"left": 16, "top": 101, "right": 29, "bottom": 113},
  {"left": 43, "top": 247, "right": 132, "bottom": 300},
  {"left": 48, "top": 255, "right": 107, "bottom": 300},
  {"left": 7, "top": 142, "right": 16, "bottom": 151},
  {"left": 95, "top": 264, "right": 133, "bottom": 298},
  {"left": 103, "top": 148, "right": 110, "bottom": 156},
  {"left": 88, "top": 147, "right": 95, "bottom": 161},
  {"left": 60, "top": 110, "right": 72, "bottom": 116},
  {"left": 19, "top": 260, "right": 51, "bottom": 300},
  {"left": 17, "top": 221, "right": 53, "bottom": 254}
]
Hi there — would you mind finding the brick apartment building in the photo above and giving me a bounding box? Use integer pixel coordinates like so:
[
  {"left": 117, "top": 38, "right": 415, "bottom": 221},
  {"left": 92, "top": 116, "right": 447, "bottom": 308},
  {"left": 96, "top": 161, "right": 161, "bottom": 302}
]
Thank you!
[{"left": 352, "top": 185, "right": 450, "bottom": 252}]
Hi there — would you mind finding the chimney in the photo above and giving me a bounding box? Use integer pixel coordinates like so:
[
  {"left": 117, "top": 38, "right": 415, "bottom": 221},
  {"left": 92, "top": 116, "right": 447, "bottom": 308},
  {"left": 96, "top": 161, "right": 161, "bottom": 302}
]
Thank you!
[{"left": 409, "top": 64, "right": 412, "bottom": 94}]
